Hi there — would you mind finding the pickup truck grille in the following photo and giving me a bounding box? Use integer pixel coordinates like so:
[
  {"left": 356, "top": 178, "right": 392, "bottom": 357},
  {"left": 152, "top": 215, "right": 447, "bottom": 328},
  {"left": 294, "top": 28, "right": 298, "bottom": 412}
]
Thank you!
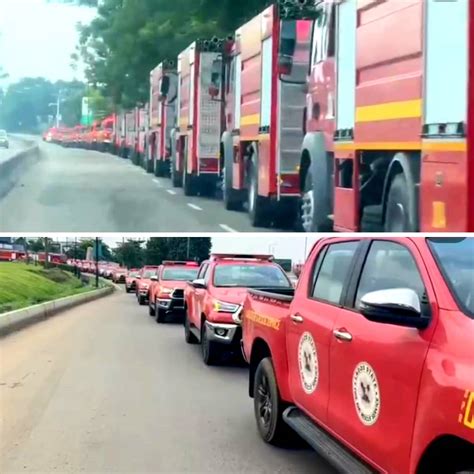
[{"left": 172, "top": 289, "right": 184, "bottom": 299}]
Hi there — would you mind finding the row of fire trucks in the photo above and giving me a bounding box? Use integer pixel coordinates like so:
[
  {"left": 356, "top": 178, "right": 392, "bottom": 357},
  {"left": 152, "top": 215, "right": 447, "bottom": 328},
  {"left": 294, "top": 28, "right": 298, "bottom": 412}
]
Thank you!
[{"left": 46, "top": 0, "right": 474, "bottom": 232}]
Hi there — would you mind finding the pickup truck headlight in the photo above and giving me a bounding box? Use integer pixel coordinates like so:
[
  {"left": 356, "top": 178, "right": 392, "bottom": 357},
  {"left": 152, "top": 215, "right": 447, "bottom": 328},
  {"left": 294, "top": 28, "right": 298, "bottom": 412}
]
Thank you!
[
  {"left": 158, "top": 288, "right": 173, "bottom": 298},
  {"left": 213, "top": 300, "right": 240, "bottom": 313}
]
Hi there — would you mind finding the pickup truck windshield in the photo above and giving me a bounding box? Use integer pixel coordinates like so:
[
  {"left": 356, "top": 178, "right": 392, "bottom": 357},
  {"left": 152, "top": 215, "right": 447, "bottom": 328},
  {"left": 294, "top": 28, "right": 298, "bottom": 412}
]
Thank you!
[
  {"left": 214, "top": 265, "right": 291, "bottom": 288},
  {"left": 428, "top": 238, "right": 474, "bottom": 318},
  {"left": 162, "top": 267, "right": 199, "bottom": 281},
  {"left": 143, "top": 270, "right": 157, "bottom": 278},
  {"left": 128, "top": 272, "right": 139, "bottom": 277}
]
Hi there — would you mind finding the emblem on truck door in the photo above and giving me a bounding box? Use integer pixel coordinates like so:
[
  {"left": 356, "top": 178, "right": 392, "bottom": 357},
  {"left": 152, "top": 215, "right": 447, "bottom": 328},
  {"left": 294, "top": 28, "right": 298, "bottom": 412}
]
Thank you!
[
  {"left": 353, "top": 362, "right": 381, "bottom": 426},
  {"left": 298, "top": 332, "right": 319, "bottom": 394}
]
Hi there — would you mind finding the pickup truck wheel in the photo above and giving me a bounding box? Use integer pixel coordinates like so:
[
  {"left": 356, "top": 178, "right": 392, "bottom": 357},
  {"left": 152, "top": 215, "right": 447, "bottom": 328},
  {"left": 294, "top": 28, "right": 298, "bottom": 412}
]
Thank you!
[
  {"left": 201, "top": 323, "right": 220, "bottom": 365},
  {"left": 156, "top": 305, "right": 166, "bottom": 324},
  {"left": 184, "top": 313, "right": 198, "bottom": 344},
  {"left": 254, "top": 358, "right": 294, "bottom": 446},
  {"left": 125, "top": 287, "right": 131, "bottom": 293},
  {"left": 148, "top": 299, "right": 155, "bottom": 316},
  {"left": 138, "top": 295, "right": 145, "bottom": 306}
]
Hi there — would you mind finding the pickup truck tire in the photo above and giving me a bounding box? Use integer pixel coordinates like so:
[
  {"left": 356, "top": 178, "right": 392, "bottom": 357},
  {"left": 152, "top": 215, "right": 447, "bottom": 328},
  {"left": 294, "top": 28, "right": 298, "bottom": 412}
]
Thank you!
[
  {"left": 184, "top": 313, "right": 198, "bottom": 344},
  {"left": 156, "top": 307, "right": 166, "bottom": 324},
  {"left": 201, "top": 324, "right": 220, "bottom": 366},
  {"left": 254, "top": 358, "right": 295, "bottom": 447},
  {"left": 138, "top": 294, "right": 145, "bottom": 306},
  {"left": 148, "top": 300, "right": 155, "bottom": 316}
]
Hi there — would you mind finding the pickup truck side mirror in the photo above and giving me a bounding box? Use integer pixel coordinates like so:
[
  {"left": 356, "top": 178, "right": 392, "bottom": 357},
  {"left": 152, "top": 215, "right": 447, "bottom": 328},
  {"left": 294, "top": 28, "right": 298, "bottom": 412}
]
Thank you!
[
  {"left": 150, "top": 275, "right": 158, "bottom": 281},
  {"left": 359, "top": 288, "right": 430, "bottom": 330},
  {"left": 191, "top": 278, "right": 207, "bottom": 289}
]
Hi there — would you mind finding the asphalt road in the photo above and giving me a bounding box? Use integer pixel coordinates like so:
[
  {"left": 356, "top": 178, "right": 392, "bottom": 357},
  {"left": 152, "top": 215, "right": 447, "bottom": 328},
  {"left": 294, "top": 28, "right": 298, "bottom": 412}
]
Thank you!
[
  {"left": 0, "top": 140, "right": 281, "bottom": 232},
  {"left": 0, "top": 136, "right": 28, "bottom": 161},
  {"left": 0, "top": 289, "right": 335, "bottom": 473}
]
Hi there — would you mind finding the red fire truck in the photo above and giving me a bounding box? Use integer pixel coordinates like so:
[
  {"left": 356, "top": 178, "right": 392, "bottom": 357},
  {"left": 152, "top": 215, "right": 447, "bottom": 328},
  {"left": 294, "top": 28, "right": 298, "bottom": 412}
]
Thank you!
[
  {"left": 209, "top": 2, "right": 316, "bottom": 227},
  {"left": 169, "top": 38, "right": 225, "bottom": 196},
  {"left": 98, "top": 114, "right": 115, "bottom": 153},
  {"left": 212, "top": 0, "right": 472, "bottom": 232},
  {"left": 149, "top": 60, "right": 178, "bottom": 177},
  {"left": 114, "top": 111, "right": 126, "bottom": 157},
  {"left": 298, "top": 0, "right": 471, "bottom": 233}
]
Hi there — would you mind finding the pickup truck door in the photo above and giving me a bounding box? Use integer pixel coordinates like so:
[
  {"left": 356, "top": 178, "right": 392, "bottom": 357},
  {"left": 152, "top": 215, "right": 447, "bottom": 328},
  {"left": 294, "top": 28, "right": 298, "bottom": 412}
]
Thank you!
[
  {"left": 328, "top": 239, "right": 437, "bottom": 472},
  {"left": 190, "top": 263, "right": 209, "bottom": 329},
  {"left": 286, "top": 240, "right": 360, "bottom": 425}
]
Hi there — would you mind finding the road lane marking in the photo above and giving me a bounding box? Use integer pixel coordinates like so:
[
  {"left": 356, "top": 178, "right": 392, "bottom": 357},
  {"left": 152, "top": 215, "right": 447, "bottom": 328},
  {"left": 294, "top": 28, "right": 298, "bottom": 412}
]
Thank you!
[
  {"left": 219, "top": 224, "right": 238, "bottom": 233},
  {"left": 187, "top": 203, "right": 203, "bottom": 211},
  {"left": 167, "top": 190, "right": 177, "bottom": 195},
  {"left": 152, "top": 179, "right": 162, "bottom": 187}
]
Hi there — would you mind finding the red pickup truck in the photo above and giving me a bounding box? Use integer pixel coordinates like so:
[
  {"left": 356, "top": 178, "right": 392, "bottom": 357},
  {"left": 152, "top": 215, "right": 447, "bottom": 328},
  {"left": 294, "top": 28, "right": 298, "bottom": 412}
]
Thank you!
[
  {"left": 242, "top": 237, "right": 474, "bottom": 473},
  {"left": 125, "top": 269, "right": 140, "bottom": 293},
  {"left": 135, "top": 266, "right": 160, "bottom": 305},
  {"left": 184, "top": 254, "right": 293, "bottom": 365},
  {"left": 148, "top": 261, "right": 200, "bottom": 323}
]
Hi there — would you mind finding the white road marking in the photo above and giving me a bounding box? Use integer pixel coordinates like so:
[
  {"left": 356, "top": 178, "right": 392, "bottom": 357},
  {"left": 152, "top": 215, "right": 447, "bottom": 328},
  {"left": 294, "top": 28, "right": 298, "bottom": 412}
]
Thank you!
[
  {"left": 187, "top": 203, "right": 203, "bottom": 211},
  {"left": 219, "top": 224, "right": 238, "bottom": 233},
  {"left": 152, "top": 179, "right": 162, "bottom": 187},
  {"left": 167, "top": 190, "right": 177, "bottom": 195}
]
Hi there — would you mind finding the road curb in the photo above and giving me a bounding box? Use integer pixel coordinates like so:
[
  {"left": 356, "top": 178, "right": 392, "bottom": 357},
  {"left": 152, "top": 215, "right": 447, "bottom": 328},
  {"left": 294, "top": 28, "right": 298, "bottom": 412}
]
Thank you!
[
  {"left": 0, "top": 285, "right": 115, "bottom": 337},
  {"left": 0, "top": 144, "right": 41, "bottom": 199}
]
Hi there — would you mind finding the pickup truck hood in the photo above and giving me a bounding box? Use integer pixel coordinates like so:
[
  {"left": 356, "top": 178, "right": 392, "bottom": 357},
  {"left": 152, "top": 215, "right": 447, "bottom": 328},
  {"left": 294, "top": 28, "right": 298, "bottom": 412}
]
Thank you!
[
  {"left": 211, "top": 287, "right": 249, "bottom": 305},
  {"left": 137, "top": 278, "right": 151, "bottom": 288},
  {"left": 160, "top": 280, "right": 188, "bottom": 290}
]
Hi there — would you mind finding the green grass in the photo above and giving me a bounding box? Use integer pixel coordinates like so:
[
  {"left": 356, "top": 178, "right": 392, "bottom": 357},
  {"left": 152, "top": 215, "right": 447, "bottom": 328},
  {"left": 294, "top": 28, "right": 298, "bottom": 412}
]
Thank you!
[{"left": 0, "top": 263, "right": 94, "bottom": 314}]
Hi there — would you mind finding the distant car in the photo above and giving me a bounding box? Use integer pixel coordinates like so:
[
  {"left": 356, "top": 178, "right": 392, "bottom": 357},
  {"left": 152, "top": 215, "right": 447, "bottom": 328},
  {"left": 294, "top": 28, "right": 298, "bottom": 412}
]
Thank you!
[{"left": 0, "top": 130, "right": 9, "bottom": 148}]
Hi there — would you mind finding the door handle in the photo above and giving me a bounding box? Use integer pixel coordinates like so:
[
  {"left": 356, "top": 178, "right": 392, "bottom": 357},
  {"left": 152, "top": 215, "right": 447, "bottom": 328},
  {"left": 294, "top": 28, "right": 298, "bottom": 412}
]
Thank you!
[
  {"left": 333, "top": 329, "right": 353, "bottom": 342},
  {"left": 290, "top": 313, "right": 304, "bottom": 324}
]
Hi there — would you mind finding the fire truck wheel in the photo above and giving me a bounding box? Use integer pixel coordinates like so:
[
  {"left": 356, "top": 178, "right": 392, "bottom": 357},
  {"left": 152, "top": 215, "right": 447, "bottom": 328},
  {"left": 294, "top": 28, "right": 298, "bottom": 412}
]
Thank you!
[
  {"left": 183, "top": 172, "right": 198, "bottom": 196},
  {"left": 184, "top": 313, "right": 198, "bottom": 344},
  {"left": 248, "top": 158, "right": 271, "bottom": 227},
  {"left": 201, "top": 323, "right": 220, "bottom": 366},
  {"left": 254, "top": 358, "right": 295, "bottom": 446},
  {"left": 300, "top": 166, "right": 333, "bottom": 232},
  {"left": 385, "top": 173, "right": 416, "bottom": 232},
  {"left": 223, "top": 166, "right": 242, "bottom": 211},
  {"left": 148, "top": 299, "right": 155, "bottom": 316}
]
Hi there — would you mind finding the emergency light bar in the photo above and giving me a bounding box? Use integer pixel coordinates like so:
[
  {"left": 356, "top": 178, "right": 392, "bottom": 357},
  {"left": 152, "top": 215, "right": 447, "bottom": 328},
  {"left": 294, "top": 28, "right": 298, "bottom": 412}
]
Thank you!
[
  {"left": 210, "top": 254, "right": 274, "bottom": 262},
  {"left": 162, "top": 261, "right": 199, "bottom": 266}
]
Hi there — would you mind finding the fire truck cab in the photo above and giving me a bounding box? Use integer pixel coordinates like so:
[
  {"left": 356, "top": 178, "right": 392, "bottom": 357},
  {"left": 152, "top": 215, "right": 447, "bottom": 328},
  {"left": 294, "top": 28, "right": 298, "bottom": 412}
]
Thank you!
[
  {"left": 149, "top": 60, "right": 178, "bottom": 177},
  {"left": 173, "top": 38, "right": 226, "bottom": 196}
]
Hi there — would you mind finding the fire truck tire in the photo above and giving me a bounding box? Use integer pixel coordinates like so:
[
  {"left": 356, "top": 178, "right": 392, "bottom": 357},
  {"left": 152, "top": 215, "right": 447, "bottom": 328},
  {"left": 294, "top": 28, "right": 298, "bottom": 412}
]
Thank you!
[
  {"left": 254, "top": 358, "right": 296, "bottom": 446},
  {"left": 183, "top": 172, "right": 198, "bottom": 197},
  {"left": 223, "top": 166, "right": 242, "bottom": 211},
  {"left": 171, "top": 163, "right": 182, "bottom": 188},
  {"left": 385, "top": 173, "right": 416, "bottom": 232},
  {"left": 300, "top": 165, "right": 333, "bottom": 232},
  {"left": 248, "top": 156, "right": 271, "bottom": 228},
  {"left": 184, "top": 313, "right": 198, "bottom": 344},
  {"left": 201, "top": 323, "right": 220, "bottom": 366}
]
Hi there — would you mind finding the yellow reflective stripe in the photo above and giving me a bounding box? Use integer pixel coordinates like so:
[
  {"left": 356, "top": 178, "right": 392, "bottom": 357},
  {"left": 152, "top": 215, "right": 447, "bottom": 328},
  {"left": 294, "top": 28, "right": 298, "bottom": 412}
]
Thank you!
[
  {"left": 422, "top": 141, "right": 467, "bottom": 152},
  {"left": 334, "top": 142, "right": 421, "bottom": 151},
  {"left": 356, "top": 99, "right": 422, "bottom": 123},
  {"left": 240, "top": 114, "right": 261, "bottom": 126}
]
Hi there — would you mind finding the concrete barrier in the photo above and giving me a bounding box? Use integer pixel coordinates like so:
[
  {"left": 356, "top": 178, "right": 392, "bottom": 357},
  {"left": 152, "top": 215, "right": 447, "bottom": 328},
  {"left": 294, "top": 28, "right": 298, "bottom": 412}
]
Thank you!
[
  {"left": 0, "top": 142, "right": 41, "bottom": 199},
  {"left": 0, "top": 285, "right": 115, "bottom": 337}
]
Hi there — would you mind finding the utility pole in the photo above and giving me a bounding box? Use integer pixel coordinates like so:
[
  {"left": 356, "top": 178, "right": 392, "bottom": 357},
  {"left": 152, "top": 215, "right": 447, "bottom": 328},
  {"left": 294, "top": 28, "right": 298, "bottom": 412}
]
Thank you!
[{"left": 95, "top": 237, "right": 100, "bottom": 288}]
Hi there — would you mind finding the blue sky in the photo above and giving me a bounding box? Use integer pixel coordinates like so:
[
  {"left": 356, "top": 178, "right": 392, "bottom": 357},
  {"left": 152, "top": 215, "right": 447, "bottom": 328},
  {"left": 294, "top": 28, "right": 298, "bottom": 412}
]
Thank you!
[{"left": 0, "top": 0, "right": 95, "bottom": 84}]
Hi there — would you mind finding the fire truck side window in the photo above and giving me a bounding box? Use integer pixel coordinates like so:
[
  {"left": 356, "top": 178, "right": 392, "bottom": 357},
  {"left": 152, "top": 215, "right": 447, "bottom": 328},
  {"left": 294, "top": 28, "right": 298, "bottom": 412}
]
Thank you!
[{"left": 312, "top": 4, "right": 335, "bottom": 65}]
